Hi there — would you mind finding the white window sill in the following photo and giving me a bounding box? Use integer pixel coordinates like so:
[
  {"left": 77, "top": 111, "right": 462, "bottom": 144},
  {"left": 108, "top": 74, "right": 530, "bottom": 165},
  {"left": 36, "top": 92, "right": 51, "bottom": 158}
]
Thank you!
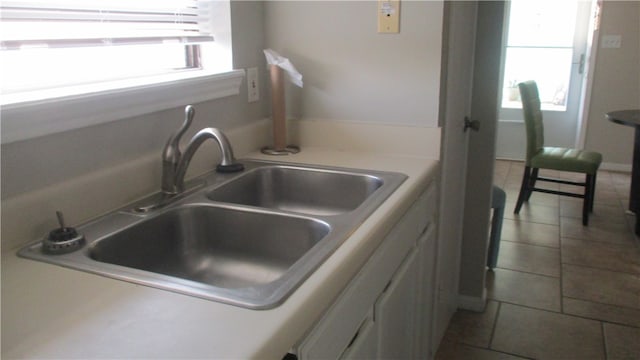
[{"left": 0, "top": 69, "right": 245, "bottom": 144}]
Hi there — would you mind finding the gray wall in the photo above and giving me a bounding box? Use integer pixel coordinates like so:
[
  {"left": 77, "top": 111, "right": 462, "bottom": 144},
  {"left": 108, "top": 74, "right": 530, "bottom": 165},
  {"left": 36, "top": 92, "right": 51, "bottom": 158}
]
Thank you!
[
  {"left": 264, "top": 1, "right": 443, "bottom": 127},
  {"left": 1, "top": 2, "right": 269, "bottom": 200},
  {"left": 583, "top": 0, "right": 640, "bottom": 165}
]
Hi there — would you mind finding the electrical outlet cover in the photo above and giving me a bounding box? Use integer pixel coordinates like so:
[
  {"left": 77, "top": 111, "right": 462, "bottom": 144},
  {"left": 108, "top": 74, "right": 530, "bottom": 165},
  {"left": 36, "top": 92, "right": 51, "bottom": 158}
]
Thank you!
[
  {"left": 601, "top": 34, "right": 622, "bottom": 49},
  {"left": 247, "top": 67, "right": 259, "bottom": 102}
]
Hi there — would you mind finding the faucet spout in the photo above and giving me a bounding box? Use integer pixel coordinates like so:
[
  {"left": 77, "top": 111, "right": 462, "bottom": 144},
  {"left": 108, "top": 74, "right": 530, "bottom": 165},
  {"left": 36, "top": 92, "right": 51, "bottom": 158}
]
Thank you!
[{"left": 174, "top": 127, "right": 244, "bottom": 192}]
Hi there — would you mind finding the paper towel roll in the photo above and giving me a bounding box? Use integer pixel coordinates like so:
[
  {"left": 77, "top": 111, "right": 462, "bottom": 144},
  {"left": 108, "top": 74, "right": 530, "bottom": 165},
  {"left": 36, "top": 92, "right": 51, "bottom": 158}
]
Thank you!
[{"left": 263, "top": 48, "right": 303, "bottom": 87}]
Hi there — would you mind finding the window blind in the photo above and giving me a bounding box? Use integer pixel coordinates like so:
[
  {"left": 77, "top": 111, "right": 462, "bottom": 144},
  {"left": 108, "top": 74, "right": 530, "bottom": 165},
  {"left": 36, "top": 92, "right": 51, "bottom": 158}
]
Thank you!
[{"left": 0, "top": 0, "right": 214, "bottom": 50}]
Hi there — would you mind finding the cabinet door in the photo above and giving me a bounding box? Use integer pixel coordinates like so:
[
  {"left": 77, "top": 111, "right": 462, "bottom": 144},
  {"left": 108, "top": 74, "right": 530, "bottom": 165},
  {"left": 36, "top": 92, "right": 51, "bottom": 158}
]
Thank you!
[
  {"left": 339, "top": 316, "right": 377, "bottom": 359},
  {"left": 375, "top": 248, "right": 419, "bottom": 359},
  {"left": 415, "top": 225, "right": 437, "bottom": 359}
]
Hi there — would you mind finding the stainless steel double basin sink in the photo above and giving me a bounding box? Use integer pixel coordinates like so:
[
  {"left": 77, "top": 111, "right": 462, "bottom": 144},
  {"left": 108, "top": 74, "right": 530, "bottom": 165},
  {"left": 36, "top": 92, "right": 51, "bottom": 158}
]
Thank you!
[{"left": 19, "top": 160, "right": 406, "bottom": 309}]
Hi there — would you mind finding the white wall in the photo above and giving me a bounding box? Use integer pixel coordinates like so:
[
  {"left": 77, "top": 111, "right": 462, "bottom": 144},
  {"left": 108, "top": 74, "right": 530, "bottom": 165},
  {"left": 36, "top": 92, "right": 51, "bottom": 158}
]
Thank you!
[
  {"left": 264, "top": 1, "right": 443, "bottom": 127},
  {"left": 583, "top": 0, "right": 640, "bottom": 167}
]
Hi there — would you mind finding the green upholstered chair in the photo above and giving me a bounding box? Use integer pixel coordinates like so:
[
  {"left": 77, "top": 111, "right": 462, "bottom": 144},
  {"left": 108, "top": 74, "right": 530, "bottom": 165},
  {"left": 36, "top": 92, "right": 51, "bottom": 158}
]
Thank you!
[{"left": 514, "top": 80, "right": 602, "bottom": 226}]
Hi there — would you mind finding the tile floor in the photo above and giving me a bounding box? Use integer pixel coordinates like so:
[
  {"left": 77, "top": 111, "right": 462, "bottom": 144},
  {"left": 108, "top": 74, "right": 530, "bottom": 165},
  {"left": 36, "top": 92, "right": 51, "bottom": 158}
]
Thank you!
[{"left": 435, "top": 160, "right": 640, "bottom": 360}]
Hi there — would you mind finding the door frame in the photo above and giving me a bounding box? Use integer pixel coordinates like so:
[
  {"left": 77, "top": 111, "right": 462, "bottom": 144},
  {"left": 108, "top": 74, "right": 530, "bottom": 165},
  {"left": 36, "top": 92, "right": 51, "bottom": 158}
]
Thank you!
[
  {"left": 457, "top": 1, "right": 507, "bottom": 310},
  {"left": 433, "top": 0, "right": 477, "bottom": 350}
]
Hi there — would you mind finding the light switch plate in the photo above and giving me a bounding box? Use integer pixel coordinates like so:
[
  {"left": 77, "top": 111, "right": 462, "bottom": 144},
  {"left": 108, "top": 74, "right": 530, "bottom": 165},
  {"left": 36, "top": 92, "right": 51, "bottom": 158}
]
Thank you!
[
  {"left": 378, "top": 0, "right": 400, "bottom": 34},
  {"left": 247, "top": 67, "right": 259, "bottom": 102},
  {"left": 601, "top": 34, "right": 622, "bottom": 48}
]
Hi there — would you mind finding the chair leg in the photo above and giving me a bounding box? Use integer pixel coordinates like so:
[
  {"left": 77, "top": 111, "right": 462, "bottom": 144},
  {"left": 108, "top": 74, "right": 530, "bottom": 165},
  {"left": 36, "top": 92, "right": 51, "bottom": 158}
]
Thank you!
[
  {"left": 514, "top": 166, "right": 532, "bottom": 214},
  {"left": 525, "top": 168, "right": 539, "bottom": 201},
  {"left": 589, "top": 173, "right": 597, "bottom": 212},
  {"left": 583, "top": 174, "right": 594, "bottom": 226}
]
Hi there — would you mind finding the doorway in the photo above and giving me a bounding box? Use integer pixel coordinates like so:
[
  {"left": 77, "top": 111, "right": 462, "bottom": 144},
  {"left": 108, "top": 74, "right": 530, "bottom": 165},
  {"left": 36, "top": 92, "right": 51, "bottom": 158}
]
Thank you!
[{"left": 496, "top": 0, "right": 596, "bottom": 159}]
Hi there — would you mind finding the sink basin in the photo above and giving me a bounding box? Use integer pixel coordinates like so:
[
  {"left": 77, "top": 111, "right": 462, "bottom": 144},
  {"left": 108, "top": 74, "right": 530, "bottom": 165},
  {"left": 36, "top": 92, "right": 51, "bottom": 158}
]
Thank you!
[
  {"left": 89, "top": 205, "right": 330, "bottom": 289},
  {"left": 18, "top": 160, "right": 406, "bottom": 309},
  {"left": 207, "top": 166, "right": 384, "bottom": 215}
]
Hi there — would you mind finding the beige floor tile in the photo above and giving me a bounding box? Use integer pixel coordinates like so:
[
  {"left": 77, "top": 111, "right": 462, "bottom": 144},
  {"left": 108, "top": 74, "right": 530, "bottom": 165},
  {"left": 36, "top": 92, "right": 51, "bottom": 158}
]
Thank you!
[
  {"left": 505, "top": 201, "right": 560, "bottom": 225},
  {"left": 625, "top": 215, "right": 640, "bottom": 240},
  {"left": 487, "top": 269, "right": 561, "bottom": 312},
  {"left": 436, "top": 342, "right": 527, "bottom": 360},
  {"left": 554, "top": 170, "right": 584, "bottom": 181},
  {"left": 496, "top": 241, "right": 560, "bottom": 277},
  {"left": 500, "top": 219, "right": 559, "bottom": 248},
  {"left": 504, "top": 188, "right": 559, "bottom": 207},
  {"left": 438, "top": 161, "right": 638, "bottom": 358},
  {"left": 445, "top": 300, "right": 500, "bottom": 348},
  {"left": 562, "top": 264, "right": 640, "bottom": 309},
  {"left": 561, "top": 237, "right": 640, "bottom": 274},
  {"left": 492, "top": 303, "right": 604, "bottom": 360},
  {"left": 561, "top": 217, "right": 637, "bottom": 245},
  {"left": 603, "top": 323, "right": 640, "bottom": 360},
  {"left": 556, "top": 187, "right": 623, "bottom": 207},
  {"left": 560, "top": 200, "right": 628, "bottom": 224},
  {"left": 595, "top": 190, "right": 629, "bottom": 207},
  {"left": 502, "top": 179, "right": 526, "bottom": 192},
  {"left": 610, "top": 171, "right": 632, "bottom": 187},
  {"left": 616, "top": 186, "right": 633, "bottom": 202},
  {"left": 563, "top": 297, "right": 640, "bottom": 328}
]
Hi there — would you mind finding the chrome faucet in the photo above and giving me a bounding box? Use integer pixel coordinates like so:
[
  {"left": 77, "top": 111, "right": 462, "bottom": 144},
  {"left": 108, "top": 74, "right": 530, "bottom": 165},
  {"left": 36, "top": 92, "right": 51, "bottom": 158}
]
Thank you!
[
  {"left": 174, "top": 128, "right": 244, "bottom": 192},
  {"left": 161, "top": 106, "right": 244, "bottom": 196}
]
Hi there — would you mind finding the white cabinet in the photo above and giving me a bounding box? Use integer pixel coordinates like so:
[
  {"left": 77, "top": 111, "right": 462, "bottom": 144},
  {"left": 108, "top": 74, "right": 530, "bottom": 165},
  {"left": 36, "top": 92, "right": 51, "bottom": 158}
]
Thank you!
[
  {"left": 339, "top": 315, "right": 377, "bottom": 359},
  {"left": 376, "top": 248, "right": 418, "bottom": 359},
  {"left": 415, "top": 228, "right": 438, "bottom": 359},
  {"left": 296, "top": 182, "right": 438, "bottom": 360}
]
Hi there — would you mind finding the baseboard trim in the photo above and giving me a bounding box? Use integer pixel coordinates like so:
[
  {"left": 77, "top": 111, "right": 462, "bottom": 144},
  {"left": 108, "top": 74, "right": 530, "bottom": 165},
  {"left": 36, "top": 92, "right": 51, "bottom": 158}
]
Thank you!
[
  {"left": 600, "top": 162, "right": 632, "bottom": 172},
  {"left": 457, "top": 288, "right": 487, "bottom": 312}
]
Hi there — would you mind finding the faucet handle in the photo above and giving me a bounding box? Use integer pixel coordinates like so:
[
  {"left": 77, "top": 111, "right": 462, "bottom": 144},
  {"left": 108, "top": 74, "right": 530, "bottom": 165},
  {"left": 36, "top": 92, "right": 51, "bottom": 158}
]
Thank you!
[
  {"left": 163, "top": 105, "right": 195, "bottom": 161},
  {"left": 161, "top": 105, "right": 196, "bottom": 195}
]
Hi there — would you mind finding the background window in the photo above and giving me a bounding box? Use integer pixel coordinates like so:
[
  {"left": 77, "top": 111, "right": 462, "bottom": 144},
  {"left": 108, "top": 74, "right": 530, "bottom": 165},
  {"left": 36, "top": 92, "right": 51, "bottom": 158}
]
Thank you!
[
  {"left": 0, "top": 0, "right": 215, "bottom": 94},
  {"left": 500, "top": 0, "right": 578, "bottom": 111}
]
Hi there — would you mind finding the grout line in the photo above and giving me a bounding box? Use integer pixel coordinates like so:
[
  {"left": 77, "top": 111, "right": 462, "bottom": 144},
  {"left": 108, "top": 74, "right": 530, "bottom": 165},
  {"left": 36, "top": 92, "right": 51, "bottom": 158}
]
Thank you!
[
  {"left": 459, "top": 343, "right": 534, "bottom": 360},
  {"left": 560, "top": 259, "right": 640, "bottom": 277},
  {"left": 563, "top": 295, "right": 640, "bottom": 314},
  {"left": 502, "top": 216, "right": 560, "bottom": 227},
  {"left": 561, "top": 234, "right": 639, "bottom": 247},
  {"left": 493, "top": 299, "right": 636, "bottom": 334},
  {"left": 493, "top": 266, "right": 560, "bottom": 279},
  {"left": 562, "top": 262, "right": 640, "bottom": 279},
  {"left": 488, "top": 301, "right": 501, "bottom": 350},
  {"left": 561, "top": 300, "right": 640, "bottom": 329},
  {"left": 500, "top": 238, "right": 560, "bottom": 250},
  {"left": 601, "top": 322, "right": 608, "bottom": 360}
]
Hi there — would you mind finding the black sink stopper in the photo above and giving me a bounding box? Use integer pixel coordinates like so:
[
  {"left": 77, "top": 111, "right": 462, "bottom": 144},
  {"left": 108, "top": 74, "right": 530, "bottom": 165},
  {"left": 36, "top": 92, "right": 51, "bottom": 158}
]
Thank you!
[{"left": 216, "top": 162, "right": 245, "bottom": 173}]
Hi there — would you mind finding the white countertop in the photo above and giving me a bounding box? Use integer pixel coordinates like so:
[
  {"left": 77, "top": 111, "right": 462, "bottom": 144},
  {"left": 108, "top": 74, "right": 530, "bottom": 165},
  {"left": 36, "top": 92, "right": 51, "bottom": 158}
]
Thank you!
[{"left": 2, "top": 147, "right": 439, "bottom": 359}]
